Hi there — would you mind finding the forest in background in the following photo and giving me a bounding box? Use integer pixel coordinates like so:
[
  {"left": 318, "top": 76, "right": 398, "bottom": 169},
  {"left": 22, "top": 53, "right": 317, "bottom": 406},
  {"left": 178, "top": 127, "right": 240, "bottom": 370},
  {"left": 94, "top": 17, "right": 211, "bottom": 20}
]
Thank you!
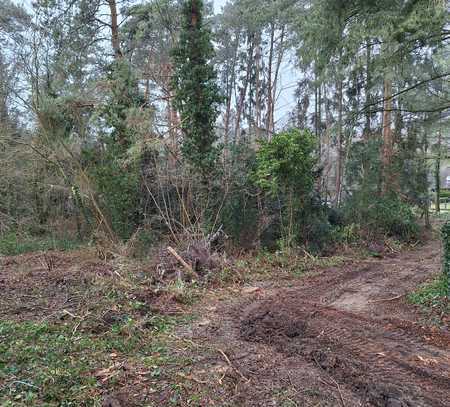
[
  {"left": 1, "top": 1, "right": 450, "bottom": 406},
  {"left": 0, "top": 0, "right": 449, "bottom": 258}
]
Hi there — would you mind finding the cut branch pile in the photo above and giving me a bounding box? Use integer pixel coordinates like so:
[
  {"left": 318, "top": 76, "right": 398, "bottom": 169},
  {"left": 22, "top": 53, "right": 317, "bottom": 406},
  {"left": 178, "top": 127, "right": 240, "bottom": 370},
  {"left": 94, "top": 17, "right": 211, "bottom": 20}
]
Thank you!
[{"left": 156, "top": 228, "right": 227, "bottom": 282}]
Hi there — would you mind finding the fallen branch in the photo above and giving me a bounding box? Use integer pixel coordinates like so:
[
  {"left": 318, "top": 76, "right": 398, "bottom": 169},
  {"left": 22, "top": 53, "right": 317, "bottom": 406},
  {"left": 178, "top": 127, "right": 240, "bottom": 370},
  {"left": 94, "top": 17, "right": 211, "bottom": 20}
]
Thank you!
[
  {"left": 62, "top": 309, "right": 80, "bottom": 319},
  {"left": 303, "top": 249, "right": 316, "bottom": 261},
  {"left": 368, "top": 294, "right": 405, "bottom": 303},
  {"left": 314, "top": 357, "right": 346, "bottom": 407},
  {"left": 167, "top": 246, "right": 199, "bottom": 279},
  {"left": 9, "top": 381, "right": 40, "bottom": 390},
  {"left": 217, "top": 348, "right": 250, "bottom": 382}
]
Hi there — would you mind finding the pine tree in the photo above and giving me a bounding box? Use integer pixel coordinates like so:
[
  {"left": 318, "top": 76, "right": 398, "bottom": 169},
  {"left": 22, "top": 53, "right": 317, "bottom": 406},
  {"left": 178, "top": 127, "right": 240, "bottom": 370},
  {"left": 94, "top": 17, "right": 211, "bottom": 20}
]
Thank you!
[{"left": 171, "top": 0, "right": 221, "bottom": 179}]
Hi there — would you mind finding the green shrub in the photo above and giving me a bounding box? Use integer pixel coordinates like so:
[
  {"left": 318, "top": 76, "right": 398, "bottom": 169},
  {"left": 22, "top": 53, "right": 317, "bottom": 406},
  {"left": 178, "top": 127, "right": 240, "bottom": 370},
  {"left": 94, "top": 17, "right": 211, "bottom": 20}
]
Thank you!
[
  {"left": 253, "top": 128, "right": 316, "bottom": 196},
  {"left": 441, "top": 222, "right": 450, "bottom": 298},
  {"left": 439, "top": 189, "right": 450, "bottom": 199},
  {"left": 86, "top": 145, "right": 141, "bottom": 239},
  {"left": 330, "top": 223, "right": 360, "bottom": 246},
  {"left": 293, "top": 196, "right": 336, "bottom": 253},
  {"left": 82, "top": 58, "right": 147, "bottom": 240},
  {"left": 219, "top": 142, "right": 259, "bottom": 248},
  {"left": 253, "top": 128, "right": 317, "bottom": 247},
  {"left": 343, "top": 194, "right": 419, "bottom": 241}
]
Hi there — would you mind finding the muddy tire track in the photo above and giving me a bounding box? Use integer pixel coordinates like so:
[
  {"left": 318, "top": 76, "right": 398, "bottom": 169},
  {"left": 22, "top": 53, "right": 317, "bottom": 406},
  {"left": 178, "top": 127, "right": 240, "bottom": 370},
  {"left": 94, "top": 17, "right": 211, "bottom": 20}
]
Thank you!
[
  {"left": 241, "top": 301, "right": 449, "bottom": 406},
  {"left": 239, "top": 241, "right": 449, "bottom": 406}
]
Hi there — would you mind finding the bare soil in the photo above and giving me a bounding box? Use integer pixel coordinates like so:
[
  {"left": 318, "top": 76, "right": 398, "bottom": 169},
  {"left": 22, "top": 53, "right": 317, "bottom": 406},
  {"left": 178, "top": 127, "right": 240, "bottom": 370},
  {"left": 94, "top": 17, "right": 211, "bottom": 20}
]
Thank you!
[
  {"left": 1, "top": 240, "right": 449, "bottom": 406},
  {"left": 186, "top": 239, "right": 450, "bottom": 406}
]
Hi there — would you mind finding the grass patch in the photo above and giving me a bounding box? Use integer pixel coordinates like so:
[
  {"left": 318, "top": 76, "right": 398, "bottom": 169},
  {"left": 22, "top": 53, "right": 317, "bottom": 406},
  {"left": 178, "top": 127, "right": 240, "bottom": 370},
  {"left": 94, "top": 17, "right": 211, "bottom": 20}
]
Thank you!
[
  {"left": 0, "top": 232, "right": 82, "bottom": 256},
  {"left": 233, "top": 249, "right": 347, "bottom": 282},
  {"left": 0, "top": 316, "right": 183, "bottom": 406},
  {"left": 408, "top": 275, "right": 449, "bottom": 316}
]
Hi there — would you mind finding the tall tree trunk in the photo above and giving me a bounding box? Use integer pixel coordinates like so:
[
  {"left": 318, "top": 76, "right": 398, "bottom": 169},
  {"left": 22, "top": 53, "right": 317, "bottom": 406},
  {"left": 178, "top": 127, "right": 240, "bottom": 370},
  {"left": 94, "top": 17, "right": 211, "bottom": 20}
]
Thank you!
[
  {"left": 381, "top": 77, "right": 393, "bottom": 195},
  {"left": 254, "top": 32, "right": 262, "bottom": 139},
  {"left": 224, "top": 32, "right": 240, "bottom": 145},
  {"left": 234, "top": 34, "right": 254, "bottom": 141},
  {"left": 324, "top": 88, "right": 332, "bottom": 201},
  {"left": 266, "top": 23, "right": 275, "bottom": 137},
  {"left": 107, "top": 0, "right": 122, "bottom": 59},
  {"left": 314, "top": 82, "right": 318, "bottom": 138},
  {"left": 161, "top": 61, "right": 179, "bottom": 166},
  {"left": 362, "top": 41, "right": 372, "bottom": 182},
  {"left": 423, "top": 131, "right": 431, "bottom": 230},
  {"left": 318, "top": 82, "right": 322, "bottom": 159},
  {"left": 335, "top": 78, "right": 343, "bottom": 206},
  {"left": 269, "top": 26, "right": 286, "bottom": 135},
  {"left": 436, "top": 127, "right": 442, "bottom": 213},
  {"left": 363, "top": 40, "right": 372, "bottom": 141}
]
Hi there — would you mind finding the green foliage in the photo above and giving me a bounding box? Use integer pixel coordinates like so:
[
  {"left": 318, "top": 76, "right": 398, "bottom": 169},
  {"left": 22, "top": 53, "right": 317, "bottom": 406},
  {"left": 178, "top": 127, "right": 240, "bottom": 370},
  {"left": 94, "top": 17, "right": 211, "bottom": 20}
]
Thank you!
[
  {"left": 84, "top": 144, "right": 141, "bottom": 239},
  {"left": 171, "top": 0, "right": 222, "bottom": 178},
  {"left": 85, "top": 59, "right": 148, "bottom": 239},
  {"left": 36, "top": 96, "right": 77, "bottom": 141},
  {"left": 254, "top": 129, "right": 316, "bottom": 196},
  {"left": 439, "top": 190, "right": 450, "bottom": 199},
  {"left": 344, "top": 193, "right": 419, "bottom": 241},
  {"left": 408, "top": 275, "right": 450, "bottom": 315},
  {"left": 219, "top": 142, "right": 259, "bottom": 247},
  {"left": 346, "top": 138, "right": 382, "bottom": 195},
  {"left": 2, "top": 0, "right": 447, "bottom": 256},
  {"left": 441, "top": 222, "right": 450, "bottom": 298},
  {"left": 0, "top": 321, "right": 102, "bottom": 405},
  {"left": 395, "top": 129, "right": 429, "bottom": 210},
  {"left": 254, "top": 129, "right": 321, "bottom": 248},
  {"left": 295, "top": 0, "right": 446, "bottom": 78},
  {"left": 0, "top": 317, "right": 176, "bottom": 405},
  {"left": 0, "top": 231, "right": 81, "bottom": 256},
  {"left": 101, "top": 59, "right": 145, "bottom": 147},
  {"left": 295, "top": 197, "right": 337, "bottom": 253},
  {"left": 330, "top": 223, "right": 360, "bottom": 246},
  {"left": 345, "top": 130, "right": 425, "bottom": 243}
]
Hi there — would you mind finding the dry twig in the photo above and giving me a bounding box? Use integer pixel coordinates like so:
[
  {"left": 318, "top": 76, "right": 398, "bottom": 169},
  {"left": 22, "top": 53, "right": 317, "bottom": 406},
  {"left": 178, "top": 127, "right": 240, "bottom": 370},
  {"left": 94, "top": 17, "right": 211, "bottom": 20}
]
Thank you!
[
  {"left": 368, "top": 294, "right": 405, "bottom": 303},
  {"left": 313, "top": 357, "right": 346, "bottom": 407},
  {"left": 217, "top": 349, "right": 250, "bottom": 382}
]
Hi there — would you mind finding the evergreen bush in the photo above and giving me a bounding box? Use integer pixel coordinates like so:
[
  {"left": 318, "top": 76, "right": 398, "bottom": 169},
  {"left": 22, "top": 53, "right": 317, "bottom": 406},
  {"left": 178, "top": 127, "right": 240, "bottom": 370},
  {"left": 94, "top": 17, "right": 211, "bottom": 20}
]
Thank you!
[{"left": 441, "top": 222, "right": 450, "bottom": 298}]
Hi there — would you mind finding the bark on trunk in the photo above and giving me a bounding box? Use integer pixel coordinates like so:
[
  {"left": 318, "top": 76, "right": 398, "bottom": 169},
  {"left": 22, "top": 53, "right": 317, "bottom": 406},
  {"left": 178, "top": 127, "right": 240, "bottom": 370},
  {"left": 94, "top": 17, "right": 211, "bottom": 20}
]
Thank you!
[
  {"left": 381, "top": 78, "right": 393, "bottom": 195},
  {"left": 269, "top": 26, "right": 286, "bottom": 136},
  {"left": 254, "top": 32, "right": 262, "bottom": 139},
  {"left": 224, "top": 32, "right": 240, "bottom": 145},
  {"left": 107, "top": 0, "right": 122, "bottom": 59},
  {"left": 364, "top": 41, "right": 372, "bottom": 141},
  {"left": 234, "top": 34, "right": 254, "bottom": 141},
  {"left": 436, "top": 128, "right": 442, "bottom": 213},
  {"left": 266, "top": 24, "right": 275, "bottom": 137},
  {"left": 335, "top": 78, "right": 343, "bottom": 206}
]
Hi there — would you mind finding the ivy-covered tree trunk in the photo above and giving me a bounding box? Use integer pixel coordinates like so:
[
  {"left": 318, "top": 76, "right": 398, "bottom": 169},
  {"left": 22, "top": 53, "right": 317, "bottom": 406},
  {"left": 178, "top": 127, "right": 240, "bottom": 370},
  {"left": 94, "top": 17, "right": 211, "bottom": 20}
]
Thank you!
[{"left": 171, "top": 0, "right": 222, "bottom": 181}]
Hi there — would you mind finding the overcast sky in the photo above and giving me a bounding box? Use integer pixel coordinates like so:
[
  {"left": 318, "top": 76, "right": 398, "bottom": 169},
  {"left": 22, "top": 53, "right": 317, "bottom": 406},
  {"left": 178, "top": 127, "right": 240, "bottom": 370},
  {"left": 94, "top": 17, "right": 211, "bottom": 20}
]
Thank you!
[
  {"left": 213, "top": 0, "right": 227, "bottom": 13},
  {"left": 213, "top": 0, "right": 298, "bottom": 127},
  {"left": 16, "top": 0, "right": 298, "bottom": 128}
]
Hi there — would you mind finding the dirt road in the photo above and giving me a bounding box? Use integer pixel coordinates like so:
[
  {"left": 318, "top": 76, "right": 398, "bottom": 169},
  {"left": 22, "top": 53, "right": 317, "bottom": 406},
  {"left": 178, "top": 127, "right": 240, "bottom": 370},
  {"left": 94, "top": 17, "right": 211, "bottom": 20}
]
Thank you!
[{"left": 189, "top": 240, "right": 450, "bottom": 406}]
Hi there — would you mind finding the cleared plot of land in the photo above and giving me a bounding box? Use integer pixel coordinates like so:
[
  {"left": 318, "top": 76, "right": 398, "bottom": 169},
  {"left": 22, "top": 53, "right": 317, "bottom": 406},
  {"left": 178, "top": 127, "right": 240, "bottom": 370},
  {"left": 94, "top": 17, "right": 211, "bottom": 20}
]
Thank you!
[
  {"left": 186, "top": 240, "right": 450, "bottom": 406},
  {"left": 0, "top": 240, "right": 448, "bottom": 406}
]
